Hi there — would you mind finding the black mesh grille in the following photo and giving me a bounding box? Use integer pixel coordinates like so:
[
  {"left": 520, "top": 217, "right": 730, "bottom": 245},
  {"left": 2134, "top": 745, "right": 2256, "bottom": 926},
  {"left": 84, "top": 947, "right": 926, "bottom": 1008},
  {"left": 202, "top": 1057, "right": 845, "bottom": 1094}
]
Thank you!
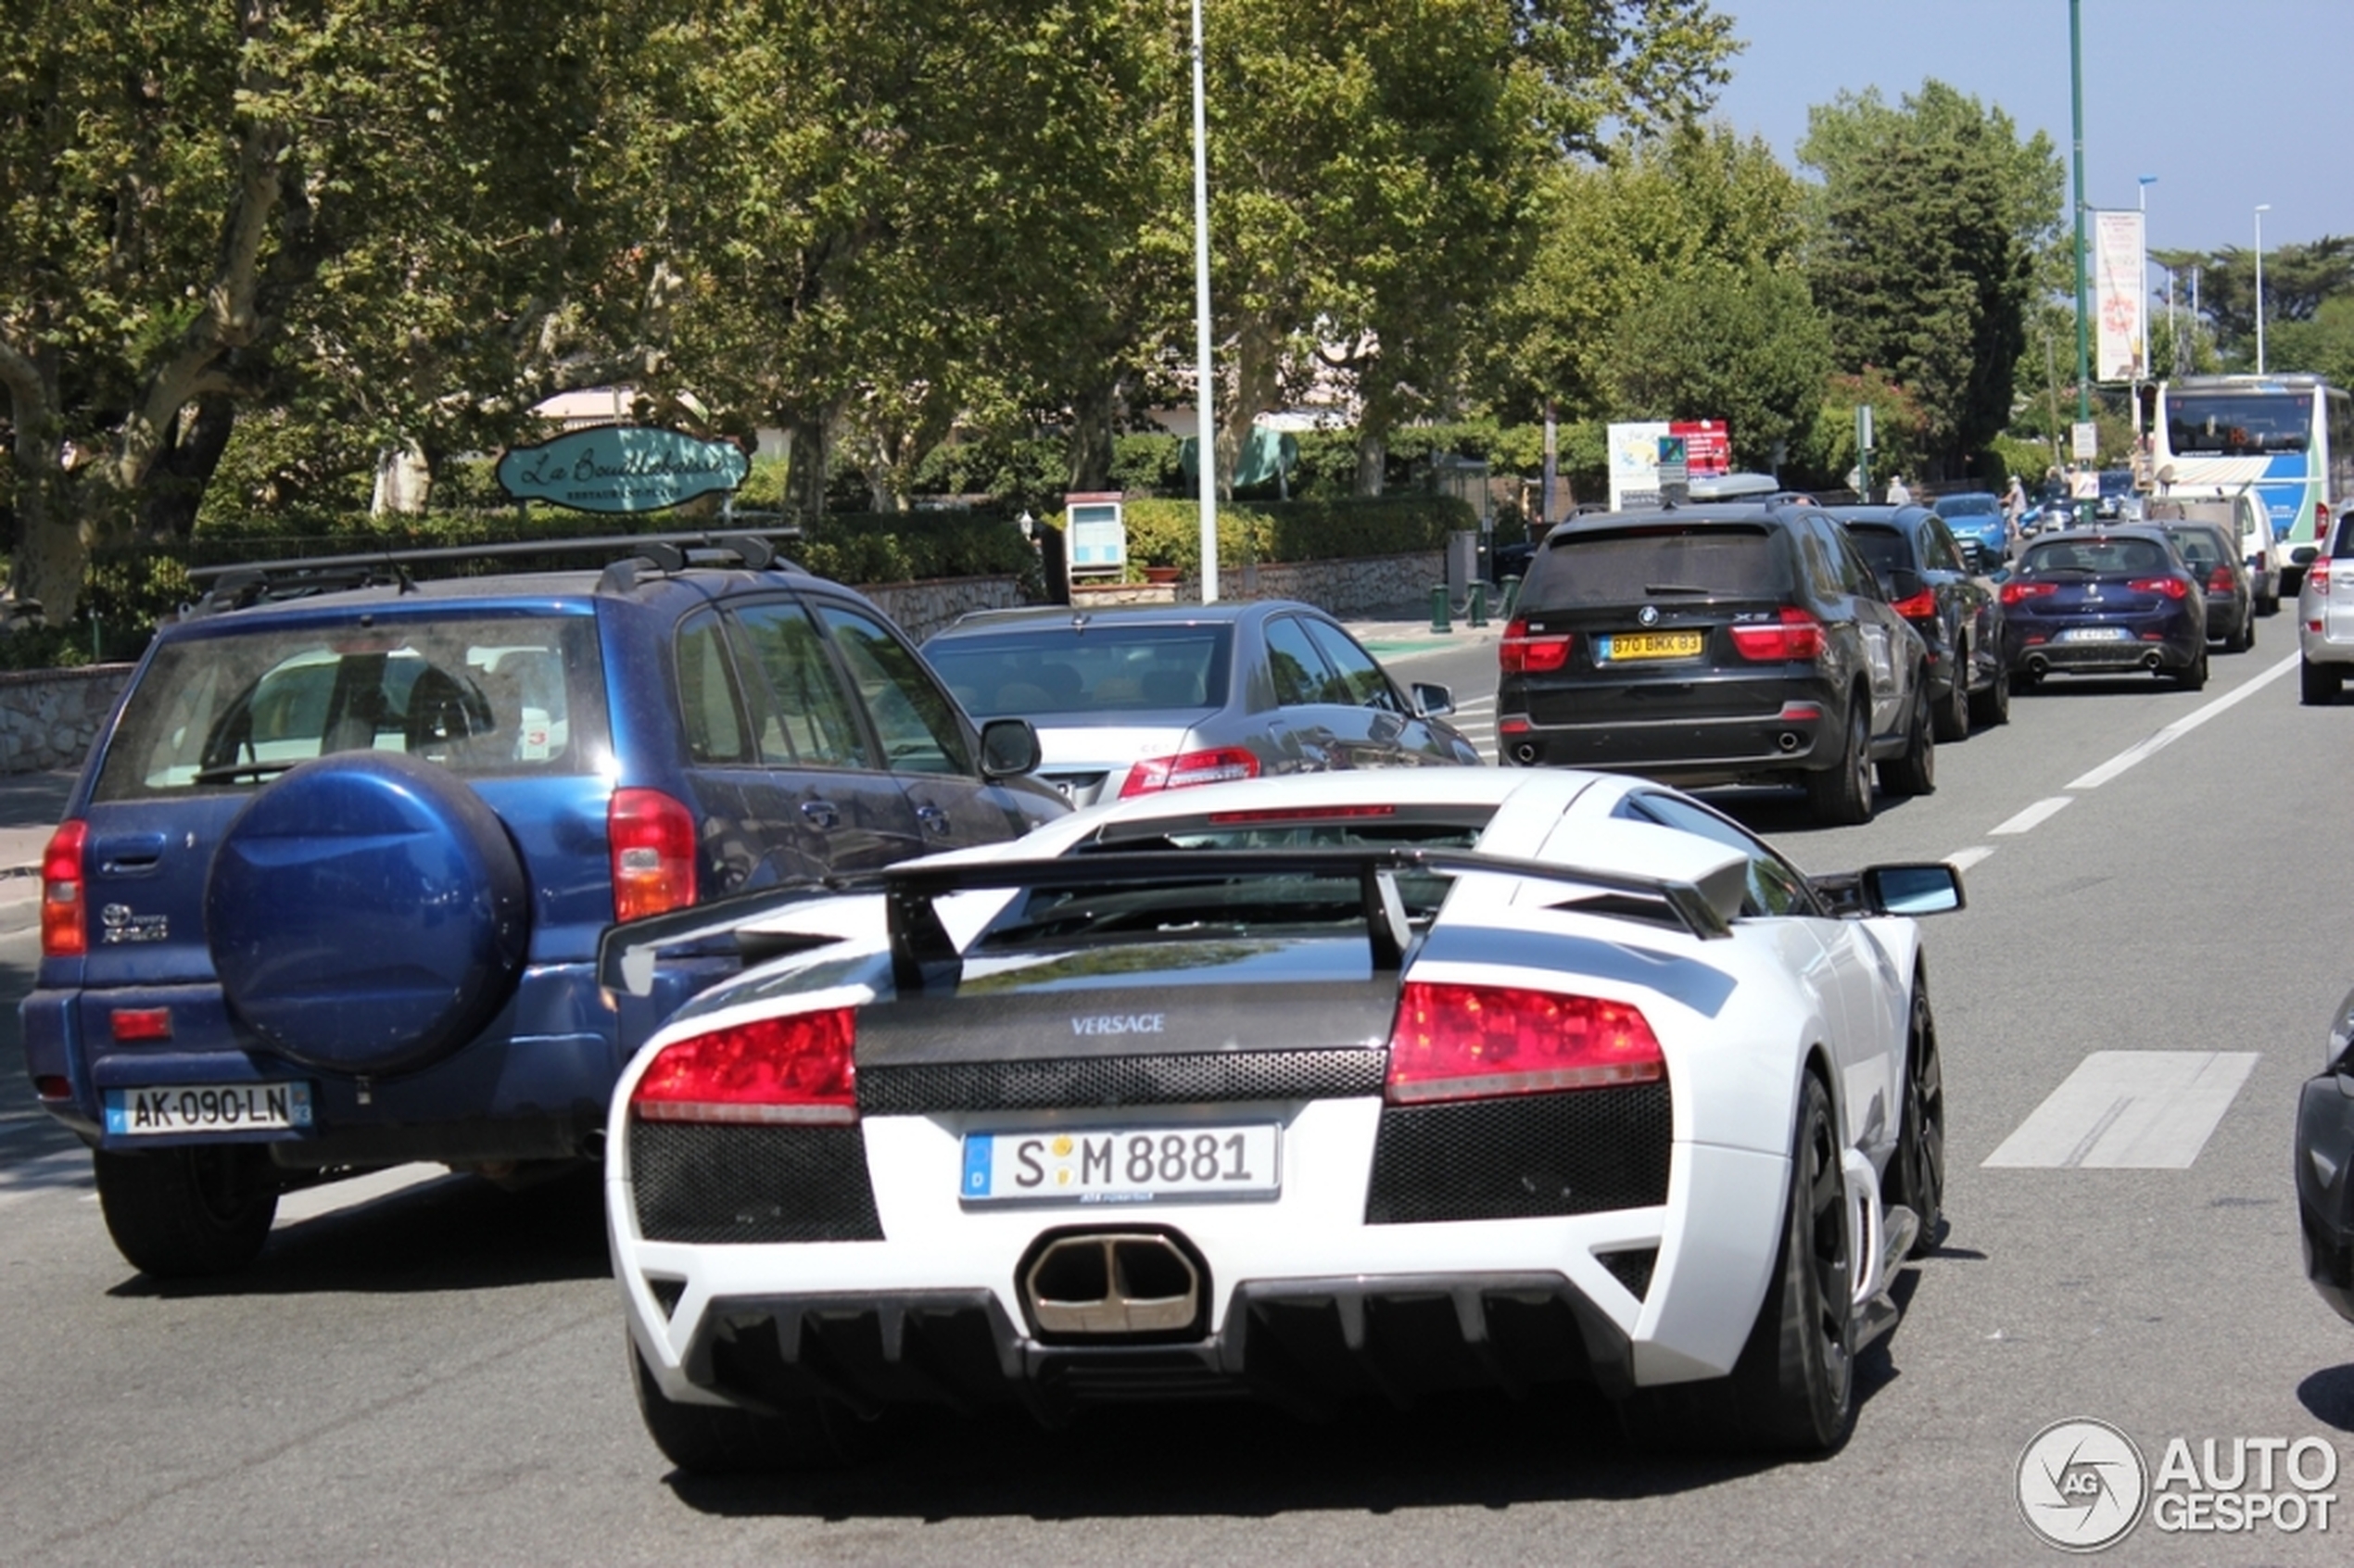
[
  {"left": 1597, "top": 1246, "right": 1658, "bottom": 1300},
  {"left": 1364, "top": 1081, "right": 1672, "bottom": 1224},
  {"left": 859, "top": 1048, "right": 1386, "bottom": 1115},
  {"left": 630, "top": 1121, "right": 882, "bottom": 1244}
]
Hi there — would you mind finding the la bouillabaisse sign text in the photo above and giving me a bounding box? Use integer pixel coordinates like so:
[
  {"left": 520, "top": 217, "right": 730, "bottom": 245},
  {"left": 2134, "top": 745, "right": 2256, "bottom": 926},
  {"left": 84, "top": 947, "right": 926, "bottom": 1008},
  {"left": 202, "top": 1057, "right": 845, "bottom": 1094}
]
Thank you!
[{"left": 496, "top": 426, "right": 749, "bottom": 514}]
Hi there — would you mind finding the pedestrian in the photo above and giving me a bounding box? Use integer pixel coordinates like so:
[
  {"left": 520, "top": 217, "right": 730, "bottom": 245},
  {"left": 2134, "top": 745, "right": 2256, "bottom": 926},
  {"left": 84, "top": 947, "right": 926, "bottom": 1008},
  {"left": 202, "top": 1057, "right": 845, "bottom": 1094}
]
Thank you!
[
  {"left": 1884, "top": 473, "right": 1911, "bottom": 505},
  {"left": 2004, "top": 474, "right": 2027, "bottom": 537}
]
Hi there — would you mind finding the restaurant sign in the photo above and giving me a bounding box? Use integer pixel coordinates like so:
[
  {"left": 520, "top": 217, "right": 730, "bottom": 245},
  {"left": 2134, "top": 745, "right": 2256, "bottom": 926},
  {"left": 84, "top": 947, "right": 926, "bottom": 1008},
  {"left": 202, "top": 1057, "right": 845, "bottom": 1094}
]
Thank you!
[{"left": 496, "top": 425, "right": 749, "bottom": 514}]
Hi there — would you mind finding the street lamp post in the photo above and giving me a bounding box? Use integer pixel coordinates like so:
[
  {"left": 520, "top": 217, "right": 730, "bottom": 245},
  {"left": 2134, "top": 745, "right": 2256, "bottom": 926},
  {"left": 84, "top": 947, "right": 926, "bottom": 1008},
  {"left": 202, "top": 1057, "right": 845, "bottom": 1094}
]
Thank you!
[
  {"left": 2254, "top": 204, "right": 2272, "bottom": 375},
  {"left": 1190, "top": 0, "right": 1218, "bottom": 602}
]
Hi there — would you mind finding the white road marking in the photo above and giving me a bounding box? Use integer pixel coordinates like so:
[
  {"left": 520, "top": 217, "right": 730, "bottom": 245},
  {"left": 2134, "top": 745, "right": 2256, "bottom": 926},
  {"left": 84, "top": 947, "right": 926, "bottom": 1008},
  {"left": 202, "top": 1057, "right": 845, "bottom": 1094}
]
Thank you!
[
  {"left": 1946, "top": 845, "right": 1997, "bottom": 871},
  {"left": 1981, "top": 1051, "right": 2260, "bottom": 1169},
  {"left": 2066, "top": 652, "right": 2300, "bottom": 790},
  {"left": 274, "top": 1162, "right": 461, "bottom": 1224},
  {"left": 1990, "top": 796, "right": 2074, "bottom": 835}
]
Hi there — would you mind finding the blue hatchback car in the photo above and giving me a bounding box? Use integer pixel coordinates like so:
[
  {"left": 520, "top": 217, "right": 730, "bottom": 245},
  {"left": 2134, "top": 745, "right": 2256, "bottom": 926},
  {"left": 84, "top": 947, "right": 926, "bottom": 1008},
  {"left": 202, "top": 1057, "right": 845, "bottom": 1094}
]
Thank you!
[
  {"left": 21, "top": 534, "right": 1064, "bottom": 1277},
  {"left": 1934, "top": 491, "right": 2010, "bottom": 565}
]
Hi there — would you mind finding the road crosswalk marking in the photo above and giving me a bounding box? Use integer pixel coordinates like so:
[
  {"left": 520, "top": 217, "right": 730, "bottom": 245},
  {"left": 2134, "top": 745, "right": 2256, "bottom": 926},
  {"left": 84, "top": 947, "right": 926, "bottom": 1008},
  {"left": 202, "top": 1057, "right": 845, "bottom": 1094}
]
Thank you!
[{"left": 1981, "top": 1051, "right": 2259, "bottom": 1170}]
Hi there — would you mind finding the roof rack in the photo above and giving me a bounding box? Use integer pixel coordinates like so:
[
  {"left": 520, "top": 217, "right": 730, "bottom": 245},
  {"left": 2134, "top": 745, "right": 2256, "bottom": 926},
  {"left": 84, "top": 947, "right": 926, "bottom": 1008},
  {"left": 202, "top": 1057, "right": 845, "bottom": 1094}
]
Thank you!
[{"left": 182, "top": 526, "right": 804, "bottom": 616}]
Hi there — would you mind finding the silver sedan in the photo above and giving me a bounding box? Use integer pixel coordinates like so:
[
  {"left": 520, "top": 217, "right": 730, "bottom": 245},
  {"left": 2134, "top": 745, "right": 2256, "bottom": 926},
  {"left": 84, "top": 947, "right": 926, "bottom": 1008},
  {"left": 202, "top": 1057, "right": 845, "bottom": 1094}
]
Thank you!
[{"left": 922, "top": 601, "right": 1482, "bottom": 807}]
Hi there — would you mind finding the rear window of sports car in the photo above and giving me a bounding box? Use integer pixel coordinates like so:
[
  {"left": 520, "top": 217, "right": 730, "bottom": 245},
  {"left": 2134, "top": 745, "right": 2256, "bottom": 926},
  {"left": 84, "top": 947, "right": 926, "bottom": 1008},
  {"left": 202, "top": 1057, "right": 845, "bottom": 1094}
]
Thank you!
[
  {"left": 1524, "top": 525, "right": 1789, "bottom": 608},
  {"left": 95, "top": 613, "right": 610, "bottom": 800}
]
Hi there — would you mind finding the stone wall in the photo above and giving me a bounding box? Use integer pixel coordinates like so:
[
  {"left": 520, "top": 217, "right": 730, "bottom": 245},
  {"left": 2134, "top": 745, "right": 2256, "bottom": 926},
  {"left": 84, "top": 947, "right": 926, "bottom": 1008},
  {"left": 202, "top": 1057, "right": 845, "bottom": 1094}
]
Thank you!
[
  {"left": 860, "top": 574, "right": 1025, "bottom": 642},
  {"left": 0, "top": 664, "right": 133, "bottom": 775},
  {"left": 1170, "top": 549, "right": 1445, "bottom": 615}
]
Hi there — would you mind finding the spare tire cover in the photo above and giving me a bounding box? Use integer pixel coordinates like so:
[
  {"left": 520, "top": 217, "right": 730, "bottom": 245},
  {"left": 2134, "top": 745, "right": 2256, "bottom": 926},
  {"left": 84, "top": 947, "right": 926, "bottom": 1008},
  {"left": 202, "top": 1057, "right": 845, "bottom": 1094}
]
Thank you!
[{"left": 208, "top": 752, "right": 531, "bottom": 1076}]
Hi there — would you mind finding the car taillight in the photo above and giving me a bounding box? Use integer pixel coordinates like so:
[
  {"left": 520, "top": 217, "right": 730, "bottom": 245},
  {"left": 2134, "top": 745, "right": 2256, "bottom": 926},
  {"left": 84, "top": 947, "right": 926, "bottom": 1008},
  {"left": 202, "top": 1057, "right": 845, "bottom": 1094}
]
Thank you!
[
  {"left": 2128, "top": 575, "right": 2190, "bottom": 600},
  {"left": 1118, "top": 746, "right": 1259, "bottom": 797},
  {"left": 609, "top": 789, "right": 697, "bottom": 921},
  {"left": 1499, "top": 617, "right": 1571, "bottom": 674},
  {"left": 629, "top": 1007, "right": 857, "bottom": 1125},
  {"left": 2314, "top": 560, "right": 2335, "bottom": 597},
  {"left": 1890, "top": 588, "right": 1937, "bottom": 619},
  {"left": 2001, "top": 581, "right": 2057, "bottom": 605},
  {"left": 2206, "top": 566, "right": 2235, "bottom": 594},
  {"left": 1384, "top": 981, "right": 1664, "bottom": 1105},
  {"left": 40, "top": 820, "right": 86, "bottom": 958},
  {"left": 1728, "top": 607, "right": 1826, "bottom": 662}
]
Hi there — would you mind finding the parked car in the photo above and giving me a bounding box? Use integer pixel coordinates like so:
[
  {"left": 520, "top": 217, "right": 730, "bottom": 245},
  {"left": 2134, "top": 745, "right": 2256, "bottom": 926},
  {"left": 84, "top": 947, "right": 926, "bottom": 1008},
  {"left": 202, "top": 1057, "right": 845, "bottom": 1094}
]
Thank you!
[
  {"left": 921, "top": 601, "right": 1481, "bottom": 809},
  {"left": 600, "top": 766, "right": 1965, "bottom": 1470},
  {"left": 1934, "top": 490, "right": 2010, "bottom": 563},
  {"left": 2149, "top": 491, "right": 2281, "bottom": 613},
  {"left": 2158, "top": 519, "right": 2257, "bottom": 651},
  {"left": 22, "top": 534, "right": 1066, "bottom": 1278},
  {"left": 1494, "top": 499, "right": 1935, "bottom": 826},
  {"left": 2297, "top": 507, "right": 2354, "bottom": 704},
  {"left": 2297, "top": 986, "right": 2354, "bottom": 1325},
  {"left": 1830, "top": 503, "right": 2010, "bottom": 740},
  {"left": 1999, "top": 525, "right": 2209, "bottom": 690},
  {"left": 2095, "top": 468, "right": 2145, "bottom": 522}
]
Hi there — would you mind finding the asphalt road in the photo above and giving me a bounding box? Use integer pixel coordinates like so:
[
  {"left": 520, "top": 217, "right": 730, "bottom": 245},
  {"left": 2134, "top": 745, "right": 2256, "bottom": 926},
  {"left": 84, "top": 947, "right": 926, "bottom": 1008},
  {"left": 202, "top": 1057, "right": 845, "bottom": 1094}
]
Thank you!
[{"left": 4, "top": 624, "right": 2351, "bottom": 1566}]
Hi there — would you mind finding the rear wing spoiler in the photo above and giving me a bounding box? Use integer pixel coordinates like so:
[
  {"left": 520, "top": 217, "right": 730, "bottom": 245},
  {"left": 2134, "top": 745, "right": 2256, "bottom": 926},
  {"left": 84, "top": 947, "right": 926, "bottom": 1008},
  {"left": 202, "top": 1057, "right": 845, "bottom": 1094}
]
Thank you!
[{"left": 597, "top": 845, "right": 1734, "bottom": 999}]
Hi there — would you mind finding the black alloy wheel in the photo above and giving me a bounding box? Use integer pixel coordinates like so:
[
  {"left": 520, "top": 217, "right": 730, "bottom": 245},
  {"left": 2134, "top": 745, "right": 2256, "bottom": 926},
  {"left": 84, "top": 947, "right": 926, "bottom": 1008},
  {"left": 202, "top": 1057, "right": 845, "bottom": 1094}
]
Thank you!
[
  {"left": 1734, "top": 1073, "right": 1857, "bottom": 1453},
  {"left": 1969, "top": 658, "right": 2010, "bottom": 727},
  {"left": 1804, "top": 698, "right": 1874, "bottom": 827},
  {"left": 1885, "top": 980, "right": 1944, "bottom": 1258},
  {"left": 1879, "top": 682, "right": 1935, "bottom": 796},
  {"left": 1932, "top": 660, "right": 1970, "bottom": 743}
]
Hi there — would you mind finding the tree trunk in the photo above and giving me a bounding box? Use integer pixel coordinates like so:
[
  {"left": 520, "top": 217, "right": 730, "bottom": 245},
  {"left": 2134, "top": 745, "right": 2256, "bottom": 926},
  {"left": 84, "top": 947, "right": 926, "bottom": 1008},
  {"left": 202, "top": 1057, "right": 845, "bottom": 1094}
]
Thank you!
[
  {"left": 1353, "top": 430, "right": 1386, "bottom": 497},
  {"left": 1067, "top": 377, "right": 1120, "bottom": 493},
  {"left": 370, "top": 440, "right": 433, "bottom": 516},
  {"left": 140, "top": 396, "right": 237, "bottom": 544},
  {"left": 12, "top": 474, "right": 89, "bottom": 626},
  {"left": 782, "top": 410, "right": 832, "bottom": 527}
]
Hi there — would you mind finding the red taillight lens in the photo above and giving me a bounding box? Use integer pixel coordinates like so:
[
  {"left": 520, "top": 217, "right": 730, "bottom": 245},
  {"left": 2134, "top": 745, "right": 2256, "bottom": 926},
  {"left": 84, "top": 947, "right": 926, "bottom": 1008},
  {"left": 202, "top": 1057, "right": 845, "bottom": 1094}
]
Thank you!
[
  {"left": 2129, "top": 575, "right": 2190, "bottom": 600},
  {"left": 609, "top": 789, "right": 697, "bottom": 922},
  {"left": 2001, "top": 581, "right": 2057, "bottom": 606},
  {"left": 40, "top": 820, "right": 86, "bottom": 958},
  {"left": 2314, "top": 560, "right": 2335, "bottom": 596},
  {"left": 1889, "top": 588, "right": 1937, "bottom": 619},
  {"left": 1118, "top": 746, "right": 1259, "bottom": 797},
  {"left": 2206, "top": 566, "right": 2235, "bottom": 594},
  {"left": 1499, "top": 617, "right": 1571, "bottom": 674},
  {"left": 1384, "top": 981, "right": 1664, "bottom": 1104},
  {"left": 1728, "top": 607, "right": 1827, "bottom": 662},
  {"left": 629, "top": 1008, "right": 857, "bottom": 1124}
]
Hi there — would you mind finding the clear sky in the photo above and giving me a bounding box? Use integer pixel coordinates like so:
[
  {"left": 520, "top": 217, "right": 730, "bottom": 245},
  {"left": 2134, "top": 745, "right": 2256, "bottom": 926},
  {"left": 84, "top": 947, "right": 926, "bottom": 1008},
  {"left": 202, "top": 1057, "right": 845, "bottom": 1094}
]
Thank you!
[{"left": 1707, "top": 0, "right": 2348, "bottom": 257}]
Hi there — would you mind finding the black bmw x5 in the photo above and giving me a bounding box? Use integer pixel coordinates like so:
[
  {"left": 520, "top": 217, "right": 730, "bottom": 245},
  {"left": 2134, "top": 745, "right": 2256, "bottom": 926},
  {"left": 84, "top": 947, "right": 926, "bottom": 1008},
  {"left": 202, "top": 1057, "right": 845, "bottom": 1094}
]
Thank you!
[{"left": 1495, "top": 500, "right": 1934, "bottom": 826}]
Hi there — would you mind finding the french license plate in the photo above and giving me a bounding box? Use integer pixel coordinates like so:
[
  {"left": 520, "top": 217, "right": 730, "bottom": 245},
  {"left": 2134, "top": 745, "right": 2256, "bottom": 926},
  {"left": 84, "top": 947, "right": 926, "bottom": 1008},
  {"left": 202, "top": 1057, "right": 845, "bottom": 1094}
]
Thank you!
[
  {"left": 2059, "top": 626, "right": 2130, "bottom": 643},
  {"left": 103, "top": 1081, "right": 313, "bottom": 1136},
  {"left": 960, "top": 1124, "right": 1280, "bottom": 1206},
  {"left": 1601, "top": 630, "right": 1703, "bottom": 661}
]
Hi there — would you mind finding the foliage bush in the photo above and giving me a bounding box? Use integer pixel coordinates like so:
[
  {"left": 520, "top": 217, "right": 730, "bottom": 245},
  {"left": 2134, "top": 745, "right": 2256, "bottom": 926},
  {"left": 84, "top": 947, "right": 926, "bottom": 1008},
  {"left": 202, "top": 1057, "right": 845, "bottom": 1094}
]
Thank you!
[{"left": 1062, "top": 494, "right": 1475, "bottom": 575}]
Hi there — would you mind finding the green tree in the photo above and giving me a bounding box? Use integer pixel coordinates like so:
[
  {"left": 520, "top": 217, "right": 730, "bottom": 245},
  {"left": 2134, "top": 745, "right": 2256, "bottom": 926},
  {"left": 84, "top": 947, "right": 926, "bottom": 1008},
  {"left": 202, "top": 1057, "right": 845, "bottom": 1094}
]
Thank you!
[
  {"left": 1607, "top": 262, "right": 1829, "bottom": 470},
  {"left": 1800, "top": 82, "right": 2060, "bottom": 478},
  {"left": 2152, "top": 237, "right": 2354, "bottom": 368},
  {"left": 1483, "top": 120, "right": 1809, "bottom": 428}
]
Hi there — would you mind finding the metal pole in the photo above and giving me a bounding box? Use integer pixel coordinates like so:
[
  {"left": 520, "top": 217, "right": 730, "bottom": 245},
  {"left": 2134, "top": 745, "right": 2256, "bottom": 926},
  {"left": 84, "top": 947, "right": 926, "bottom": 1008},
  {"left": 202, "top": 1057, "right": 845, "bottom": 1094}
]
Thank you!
[
  {"left": 2069, "top": 0, "right": 2093, "bottom": 523},
  {"left": 1191, "top": 0, "right": 1219, "bottom": 602},
  {"left": 2254, "top": 204, "right": 2271, "bottom": 375},
  {"left": 2138, "top": 175, "right": 2156, "bottom": 376}
]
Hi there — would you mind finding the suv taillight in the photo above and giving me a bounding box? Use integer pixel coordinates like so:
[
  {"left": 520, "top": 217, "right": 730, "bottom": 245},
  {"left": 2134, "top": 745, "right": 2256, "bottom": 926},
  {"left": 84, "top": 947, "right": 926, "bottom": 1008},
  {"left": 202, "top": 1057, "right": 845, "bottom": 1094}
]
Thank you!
[
  {"left": 1889, "top": 588, "right": 1937, "bottom": 619},
  {"left": 629, "top": 1008, "right": 857, "bottom": 1125},
  {"left": 1385, "top": 981, "right": 1664, "bottom": 1104},
  {"left": 2314, "top": 559, "right": 2335, "bottom": 597},
  {"left": 1728, "top": 607, "right": 1827, "bottom": 662},
  {"left": 609, "top": 789, "right": 697, "bottom": 921},
  {"left": 40, "top": 820, "right": 86, "bottom": 958},
  {"left": 1499, "top": 617, "right": 1571, "bottom": 674}
]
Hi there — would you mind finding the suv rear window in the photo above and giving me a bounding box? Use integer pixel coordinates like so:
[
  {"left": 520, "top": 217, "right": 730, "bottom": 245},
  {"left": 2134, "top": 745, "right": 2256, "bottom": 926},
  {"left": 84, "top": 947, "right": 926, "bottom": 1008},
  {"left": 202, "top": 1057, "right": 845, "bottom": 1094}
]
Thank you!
[
  {"left": 1524, "top": 525, "right": 1790, "bottom": 607},
  {"left": 95, "top": 613, "right": 609, "bottom": 801}
]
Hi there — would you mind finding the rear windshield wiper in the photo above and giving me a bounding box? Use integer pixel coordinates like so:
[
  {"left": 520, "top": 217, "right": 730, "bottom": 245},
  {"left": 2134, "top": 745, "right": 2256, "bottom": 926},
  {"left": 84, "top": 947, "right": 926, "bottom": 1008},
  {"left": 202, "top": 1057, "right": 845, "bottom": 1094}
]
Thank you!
[{"left": 1642, "top": 582, "right": 1716, "bottom": 595}]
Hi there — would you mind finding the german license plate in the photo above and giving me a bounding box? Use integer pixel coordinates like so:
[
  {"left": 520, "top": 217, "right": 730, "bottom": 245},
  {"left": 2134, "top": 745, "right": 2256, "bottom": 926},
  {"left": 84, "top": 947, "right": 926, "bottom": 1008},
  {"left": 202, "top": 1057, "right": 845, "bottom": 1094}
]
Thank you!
[
  {"left": 2059, "top": 626, "right": 2130, "bottom": 642},
  {"left": 103, "top": 1081, "right": 313, "bottom": 1136},
  {"left": 1601, "top": 630, "right": 1703, "bottom": 660},
  {"left": 960, "top": 1124, "right": 1279, "bottom": 1206}
]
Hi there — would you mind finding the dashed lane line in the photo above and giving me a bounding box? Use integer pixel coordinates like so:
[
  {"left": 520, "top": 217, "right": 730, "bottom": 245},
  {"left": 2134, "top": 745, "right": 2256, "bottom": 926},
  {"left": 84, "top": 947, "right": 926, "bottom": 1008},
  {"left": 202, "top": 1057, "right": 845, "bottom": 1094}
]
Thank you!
[
  {"left": 2066, "top": 651, "right": 2300, "bottom": 790},
  {"left": 1981, "top": 1051, "right": 2260, "bottom": 1170}
]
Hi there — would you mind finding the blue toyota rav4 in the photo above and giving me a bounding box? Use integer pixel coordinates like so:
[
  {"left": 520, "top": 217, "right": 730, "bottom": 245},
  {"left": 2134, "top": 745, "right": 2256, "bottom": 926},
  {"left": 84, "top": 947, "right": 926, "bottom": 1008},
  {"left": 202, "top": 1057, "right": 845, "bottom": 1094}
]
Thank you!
[{"left": 22, "top": 532, "right": 1062, "bottom": 1277}]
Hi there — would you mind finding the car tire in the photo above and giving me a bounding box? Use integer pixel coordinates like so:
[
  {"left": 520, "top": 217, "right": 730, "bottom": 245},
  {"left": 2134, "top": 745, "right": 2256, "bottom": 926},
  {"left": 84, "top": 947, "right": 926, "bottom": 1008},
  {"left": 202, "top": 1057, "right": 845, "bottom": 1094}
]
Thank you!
[
  {"left": 1884, "top": 980, "right": 1944, "bottom": 1259},
  {"left": 1931, "top": 667, "right": 1969, "bottom": 744},
  {"left": 629, "top": 1334, "right": 888, "bottom": 1474},
  {"left": 2174, "top": 647, "right": 2208, "bottom": 691},
  {"left": 1803, "top": 698, "right": 1874, "bottom": 827},
  {"left": 2259, "top": 592, "right": 2280, "bottom": 616},
  {"left": 93, "top": 1144, "right": 278, "bottom": 1278},
  {"left": 2302, "top": 657, "right": 2342, "bottom": 706},
  {"left": 1879, "top": 683, "right": 1935, "bottom": 797},
  {"left": 2222, "top": 615, "right": 2251, "bottom": 654},
  {"left": 1969, "top": 663, "right": 2011, "bottom": 727}
]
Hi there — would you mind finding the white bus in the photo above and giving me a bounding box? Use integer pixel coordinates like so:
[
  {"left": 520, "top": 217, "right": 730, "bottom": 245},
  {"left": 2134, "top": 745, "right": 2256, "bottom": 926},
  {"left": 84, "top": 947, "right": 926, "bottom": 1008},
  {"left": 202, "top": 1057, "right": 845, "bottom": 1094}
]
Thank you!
[{"left": 2152, "top": 374, "right": 2354, "bottom": 580}]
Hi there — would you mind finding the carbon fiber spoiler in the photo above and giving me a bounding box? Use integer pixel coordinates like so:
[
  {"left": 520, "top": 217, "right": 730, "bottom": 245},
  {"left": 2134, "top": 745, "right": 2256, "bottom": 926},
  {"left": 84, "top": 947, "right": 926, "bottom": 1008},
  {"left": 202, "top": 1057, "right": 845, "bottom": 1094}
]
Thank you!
[{"left": 596, "top": 845, "right": 1732, "bottom": 999}]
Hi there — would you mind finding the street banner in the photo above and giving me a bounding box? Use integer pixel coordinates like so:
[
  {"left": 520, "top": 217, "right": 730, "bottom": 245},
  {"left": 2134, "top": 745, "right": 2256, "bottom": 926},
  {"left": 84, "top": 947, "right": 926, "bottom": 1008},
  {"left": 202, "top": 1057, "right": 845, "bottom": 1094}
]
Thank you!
[
  {"left": 2094, "top": 209, "right": 2145, "bottom": 382},
  {"left": 1607, "top": 419, "right": 1728, "bottom": 510}
]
